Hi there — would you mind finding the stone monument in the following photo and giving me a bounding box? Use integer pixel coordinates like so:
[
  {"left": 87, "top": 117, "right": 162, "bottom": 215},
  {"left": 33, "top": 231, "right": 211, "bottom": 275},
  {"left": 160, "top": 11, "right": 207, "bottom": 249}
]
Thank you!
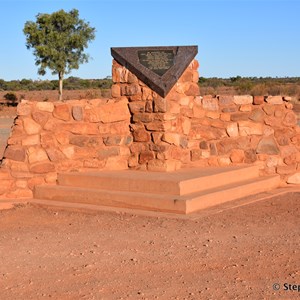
[{"left": 111, "top": 46, "right": 198, "bottom": 97}]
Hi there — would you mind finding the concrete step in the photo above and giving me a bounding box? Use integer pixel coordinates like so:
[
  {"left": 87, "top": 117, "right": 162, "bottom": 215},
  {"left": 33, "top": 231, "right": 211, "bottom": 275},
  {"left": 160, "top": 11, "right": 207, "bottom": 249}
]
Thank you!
[
  {"left": 57, "top": 165, "right": 260, "bottom": 196},
  {"left": 34, "top": 174, "right": 280, "bottom": 214}
]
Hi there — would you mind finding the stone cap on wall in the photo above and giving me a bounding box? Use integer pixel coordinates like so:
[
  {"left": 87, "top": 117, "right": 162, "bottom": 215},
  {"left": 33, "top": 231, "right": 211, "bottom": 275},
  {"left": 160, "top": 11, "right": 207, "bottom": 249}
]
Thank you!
[{"left": 111, "top": 46, "right": 198, "bottom": 98}]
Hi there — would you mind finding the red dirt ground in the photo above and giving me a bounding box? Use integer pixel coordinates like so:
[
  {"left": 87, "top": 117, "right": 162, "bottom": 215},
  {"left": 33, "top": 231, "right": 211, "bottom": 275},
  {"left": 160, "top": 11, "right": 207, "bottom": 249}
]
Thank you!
[{"left": 0, "top": 191, "right": 299, "bottom": 299}]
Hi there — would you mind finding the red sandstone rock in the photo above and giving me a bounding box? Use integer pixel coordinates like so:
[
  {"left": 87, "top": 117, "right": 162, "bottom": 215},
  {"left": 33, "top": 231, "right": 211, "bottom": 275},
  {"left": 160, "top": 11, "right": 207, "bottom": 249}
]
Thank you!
[
  {"left": 226, "top": 123, "right": 239, "bottom": 137},
  {"left": 4, "top": 146, "right": 26, "bottom": 162},
  {"left": 128, "top": 71, "right": 138, "bottom": 83},
  {"left": 15, "top": 180, "right": 28, "bottom": 189},
  {"left": 162, "top": 133, "right": 181, "bottom": 146},
  {"left": 23, "top": 118, "right": 42, "bottom": 135},
  {"left": 192, "top": 104, "right": 205, "bottom": 118},
  {"left": 180, "top": 69, "right": 194, "bottom": 82},
  {"left": 222, "top": 106, "right": 238, "bottom": 113},
  {"left": 111, "top": 84, "right": 121, "bottom": 98},
  {"left": 256, "top": 136, "right": 280, "bottom": 155},
  {"left": 218, "top": 95, "right": 234, "bottom": 107},
  {"left": 274, "top": 108, "right": 284, "bottom": 118},
  {"left": 139, "top": 151, "right": 155, "bottom": 164},
  {"left": 206, "top": 111, "right": 220, "bottom": 119},
  {"left": 287, "top": 173, "right": 300, "bottom": 184},
  {"left": 32, "top": 111, "right": 50, "bottom": 127},
  {"left": 153, "top": 97, "right": 168, "bottom": 113},
  {"left": 263, "top": 126, "right": 275, "bottom": 137},
  {"left": 103, "top": 136, "right": 123, "bottom": 146},
  {"left": 230, "top": 149, "right": 245, "bottom": 163},
  {"left": 284, "top": 153, "right": 300, "bottom": 165},
  {"left": 21, "top": 134, "right": 40, "bottom": 146},
  {"left": 210, "top": 119, "right": 226, "bottom": 129},
  {"left": 72, "top": 106, "right": 83, "bottom": 121},
  {"left": 240, "top": 104, "right": 252, "bottom": 112},
  {"left": 99, "top": 99, "right": 130, "bottom": 123},
  {"left": 145, "top": 121, "right": 170, "bottom": 131},
  {"left": 27, "top": 177, "right": 45, "bottom": 190},
  {"left": 53, "top": 132, "right": 70, "bottom": 147},
  {"left": 121, "top": 84, "right": 141, "bottom": 97},
  {"left": 266, "top": 96, "right": 283, "bottom": 105},
  {"left": 276, "top": 165, "right": 296, "bottom": 175},
  {"left": 190, "top": 59, "right": 199, "bottom": 70},
  {"left": 17, "top": 101, "right": 32, "bottom": 116},
  {"left": 60, "top": 145, "right": 75, "bottom": 159},
  {"left": 66, "top": 123, "right": 99, "bottom": 135},
  {"left": 10, "top": 162, "right": 29, "bottom": 172},
  {"left": 230, "top": 113, "right": 250, "bottom": 122},
  {"left": 285, "top": 102, "right": 294, "bottom": 110},
  {"left": 182, "top": 118, "right": 191, "bottom": 135},
  {"left": 97, "top": 147, "right": 120, "bottom": 160},
  {"left": 27, "top": 147, "right": 49, "bottom": 164},
  {"left": 238, "top": 121, "right": 263, "bottom": 136},
  {"left": 30, "top": 162, "right": 55, "bottom": 174},
  {"left": 253, "top": 96, "right": 265, "bottom": 105},
  {"left": 220, "top": 113, "right": 231, "bottom": 122},
  {"left": 44, "top": 172, "right": 57, "bottom": 183},
  {"left": 145, "top": 101, "right": 153, "bottom": 112},
  {"left": 36, "top": 102, "right": 54, "bottom": 112},
  {"left": 112, "top": 65, "right": 128, "bottom": 83},
  {"left": 179, "top": 96, "right": 193, "bottom": 106},
  {"left": 280, "top": 145, "right": 298, "bottom": 159},
  {"left": 249, "top": 108, "right": 265, "bottom": 122},
  {"left": 202, "top": 96, "right": 219, "bottom": 111},
  {"left": 40, "top": 133, "right": 59, "bottom": 148},
  {"left": 208, "top": 157, "right": 220, "bottom": 166},
  {"left": 262, "top": 105, "right": 275, "bottom": 116},
  {"left": 128, "top": 102, "right": 145, "bottom": 114},
  {"left": 283, "top": 111, "right": 297, "bottom": 126},
  {"left": 274, "top": 129, "right": 293, "bottom": 146},
  {"left": 233, "top": 95, "right": 253, "bottom": 105},
  {"left": 185, "top": 83, "right": 200, "bottom": 96},
  {"left": 192, "top": 70, "right": 199, "bottom": 83},
  {"left": 141, "top": 87, "right": 153, "bottom": 101},
  {"left": 132, "top": 128, "right": 150, "bottom": 142},
  {"left": 264, "top": 116, "right": 280, "bottom": 127},
  {"left": 244, "top": 149, "right": 257, "bottom": 163},
  {"left": 46, "top": 148, "right": 66, "bottom": 162},
  {"left": 53, "top": 104, "right": 70, "bottom": 121},
  {"left": 132, "top": 113, "right": 153, "bottom": 123}
]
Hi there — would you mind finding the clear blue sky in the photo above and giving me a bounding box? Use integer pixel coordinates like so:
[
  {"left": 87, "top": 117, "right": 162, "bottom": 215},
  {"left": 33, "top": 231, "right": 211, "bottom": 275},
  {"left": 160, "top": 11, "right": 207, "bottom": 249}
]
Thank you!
[{"left": 0, "top": 0, "right": 299, "bottom": 81}]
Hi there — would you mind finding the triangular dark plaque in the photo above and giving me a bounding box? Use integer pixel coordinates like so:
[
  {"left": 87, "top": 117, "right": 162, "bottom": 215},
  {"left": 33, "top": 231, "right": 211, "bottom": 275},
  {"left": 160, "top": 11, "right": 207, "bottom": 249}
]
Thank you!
[{"left": 111, "top": 46, "right": 198, "bottom": 98}]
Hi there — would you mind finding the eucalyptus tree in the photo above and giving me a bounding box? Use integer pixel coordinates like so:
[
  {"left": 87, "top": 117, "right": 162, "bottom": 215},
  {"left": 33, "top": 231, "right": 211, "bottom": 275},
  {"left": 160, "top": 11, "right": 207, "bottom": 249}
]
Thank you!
[{"left": 24, "top": 9, "right": 95, "bottom": 101}]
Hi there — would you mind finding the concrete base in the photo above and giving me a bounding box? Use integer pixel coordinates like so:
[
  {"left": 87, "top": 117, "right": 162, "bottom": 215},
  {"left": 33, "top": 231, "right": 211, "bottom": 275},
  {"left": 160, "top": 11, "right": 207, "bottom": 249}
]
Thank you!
[{"left": 34, "top": 165, "right": 281, "bottom": 214}]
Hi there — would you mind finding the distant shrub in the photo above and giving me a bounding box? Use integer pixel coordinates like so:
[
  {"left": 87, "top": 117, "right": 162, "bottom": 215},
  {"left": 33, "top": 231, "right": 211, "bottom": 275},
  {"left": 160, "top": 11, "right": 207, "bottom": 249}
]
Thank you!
[{"left": 4, "top": 92, "right": 18, "bottom": 106}]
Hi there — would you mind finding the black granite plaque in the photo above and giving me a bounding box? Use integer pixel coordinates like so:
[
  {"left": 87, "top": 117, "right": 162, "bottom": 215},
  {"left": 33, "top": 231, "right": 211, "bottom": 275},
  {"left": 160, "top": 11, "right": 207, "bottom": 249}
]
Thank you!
[
  {"left": 111, "top": 46, "right": 198, "bottom": 98},
  {"left": 138, "top": 50, "right": 174, "bottom": 76}
]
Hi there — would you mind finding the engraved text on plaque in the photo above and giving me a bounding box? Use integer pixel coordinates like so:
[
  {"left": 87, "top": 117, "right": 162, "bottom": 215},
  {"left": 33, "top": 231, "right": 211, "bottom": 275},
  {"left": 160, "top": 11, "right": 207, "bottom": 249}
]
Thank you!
[{"left": 138, "top": 50, "right": 174, "bottom": 76}]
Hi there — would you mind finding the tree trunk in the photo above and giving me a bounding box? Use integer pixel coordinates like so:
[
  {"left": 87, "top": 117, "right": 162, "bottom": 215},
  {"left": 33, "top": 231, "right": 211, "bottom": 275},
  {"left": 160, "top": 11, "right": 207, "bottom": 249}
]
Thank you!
[{"left": 58, "top": 72, "right": 64, "bottom": 101}]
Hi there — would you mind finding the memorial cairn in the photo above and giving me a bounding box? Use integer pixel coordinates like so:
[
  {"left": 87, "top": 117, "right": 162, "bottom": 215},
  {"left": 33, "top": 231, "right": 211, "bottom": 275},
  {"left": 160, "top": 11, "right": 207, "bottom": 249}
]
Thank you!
[{"left": 1, "top": 45, "right": 299, "bottom": 213}]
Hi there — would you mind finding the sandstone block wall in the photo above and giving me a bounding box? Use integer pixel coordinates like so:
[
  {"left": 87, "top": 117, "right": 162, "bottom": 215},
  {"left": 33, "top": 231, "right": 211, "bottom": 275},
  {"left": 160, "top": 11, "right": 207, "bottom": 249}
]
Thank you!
[
  {"left": 112, "top": 59, "right": 300, "bottom": 183},
  {"left": 0, "top": 97, "right": 131, "bottom": 198},
  {"left": 112, "top": 59, "right": 200, "bottom": 171},
  {"left": 1, "top": 58, "right": 300, "bottom": 198}
]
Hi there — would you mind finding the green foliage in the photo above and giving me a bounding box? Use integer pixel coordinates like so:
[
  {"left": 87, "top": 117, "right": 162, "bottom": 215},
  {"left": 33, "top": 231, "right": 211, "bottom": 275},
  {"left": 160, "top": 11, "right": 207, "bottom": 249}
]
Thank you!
[
  {"left": 4, "top": 93, "right": 18, "bottom": 106},
  {"left": 0, "top": 78, "right": 112, "bottom": 92},
  {"left": 4, "top": 92, "right": 17, "bottom": 101},
  {"left": 199, "top": 76, "right": 300, "bottom": 98},
  {"left": 23, "top": 9, "right": 96, "bottom": 100}
]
